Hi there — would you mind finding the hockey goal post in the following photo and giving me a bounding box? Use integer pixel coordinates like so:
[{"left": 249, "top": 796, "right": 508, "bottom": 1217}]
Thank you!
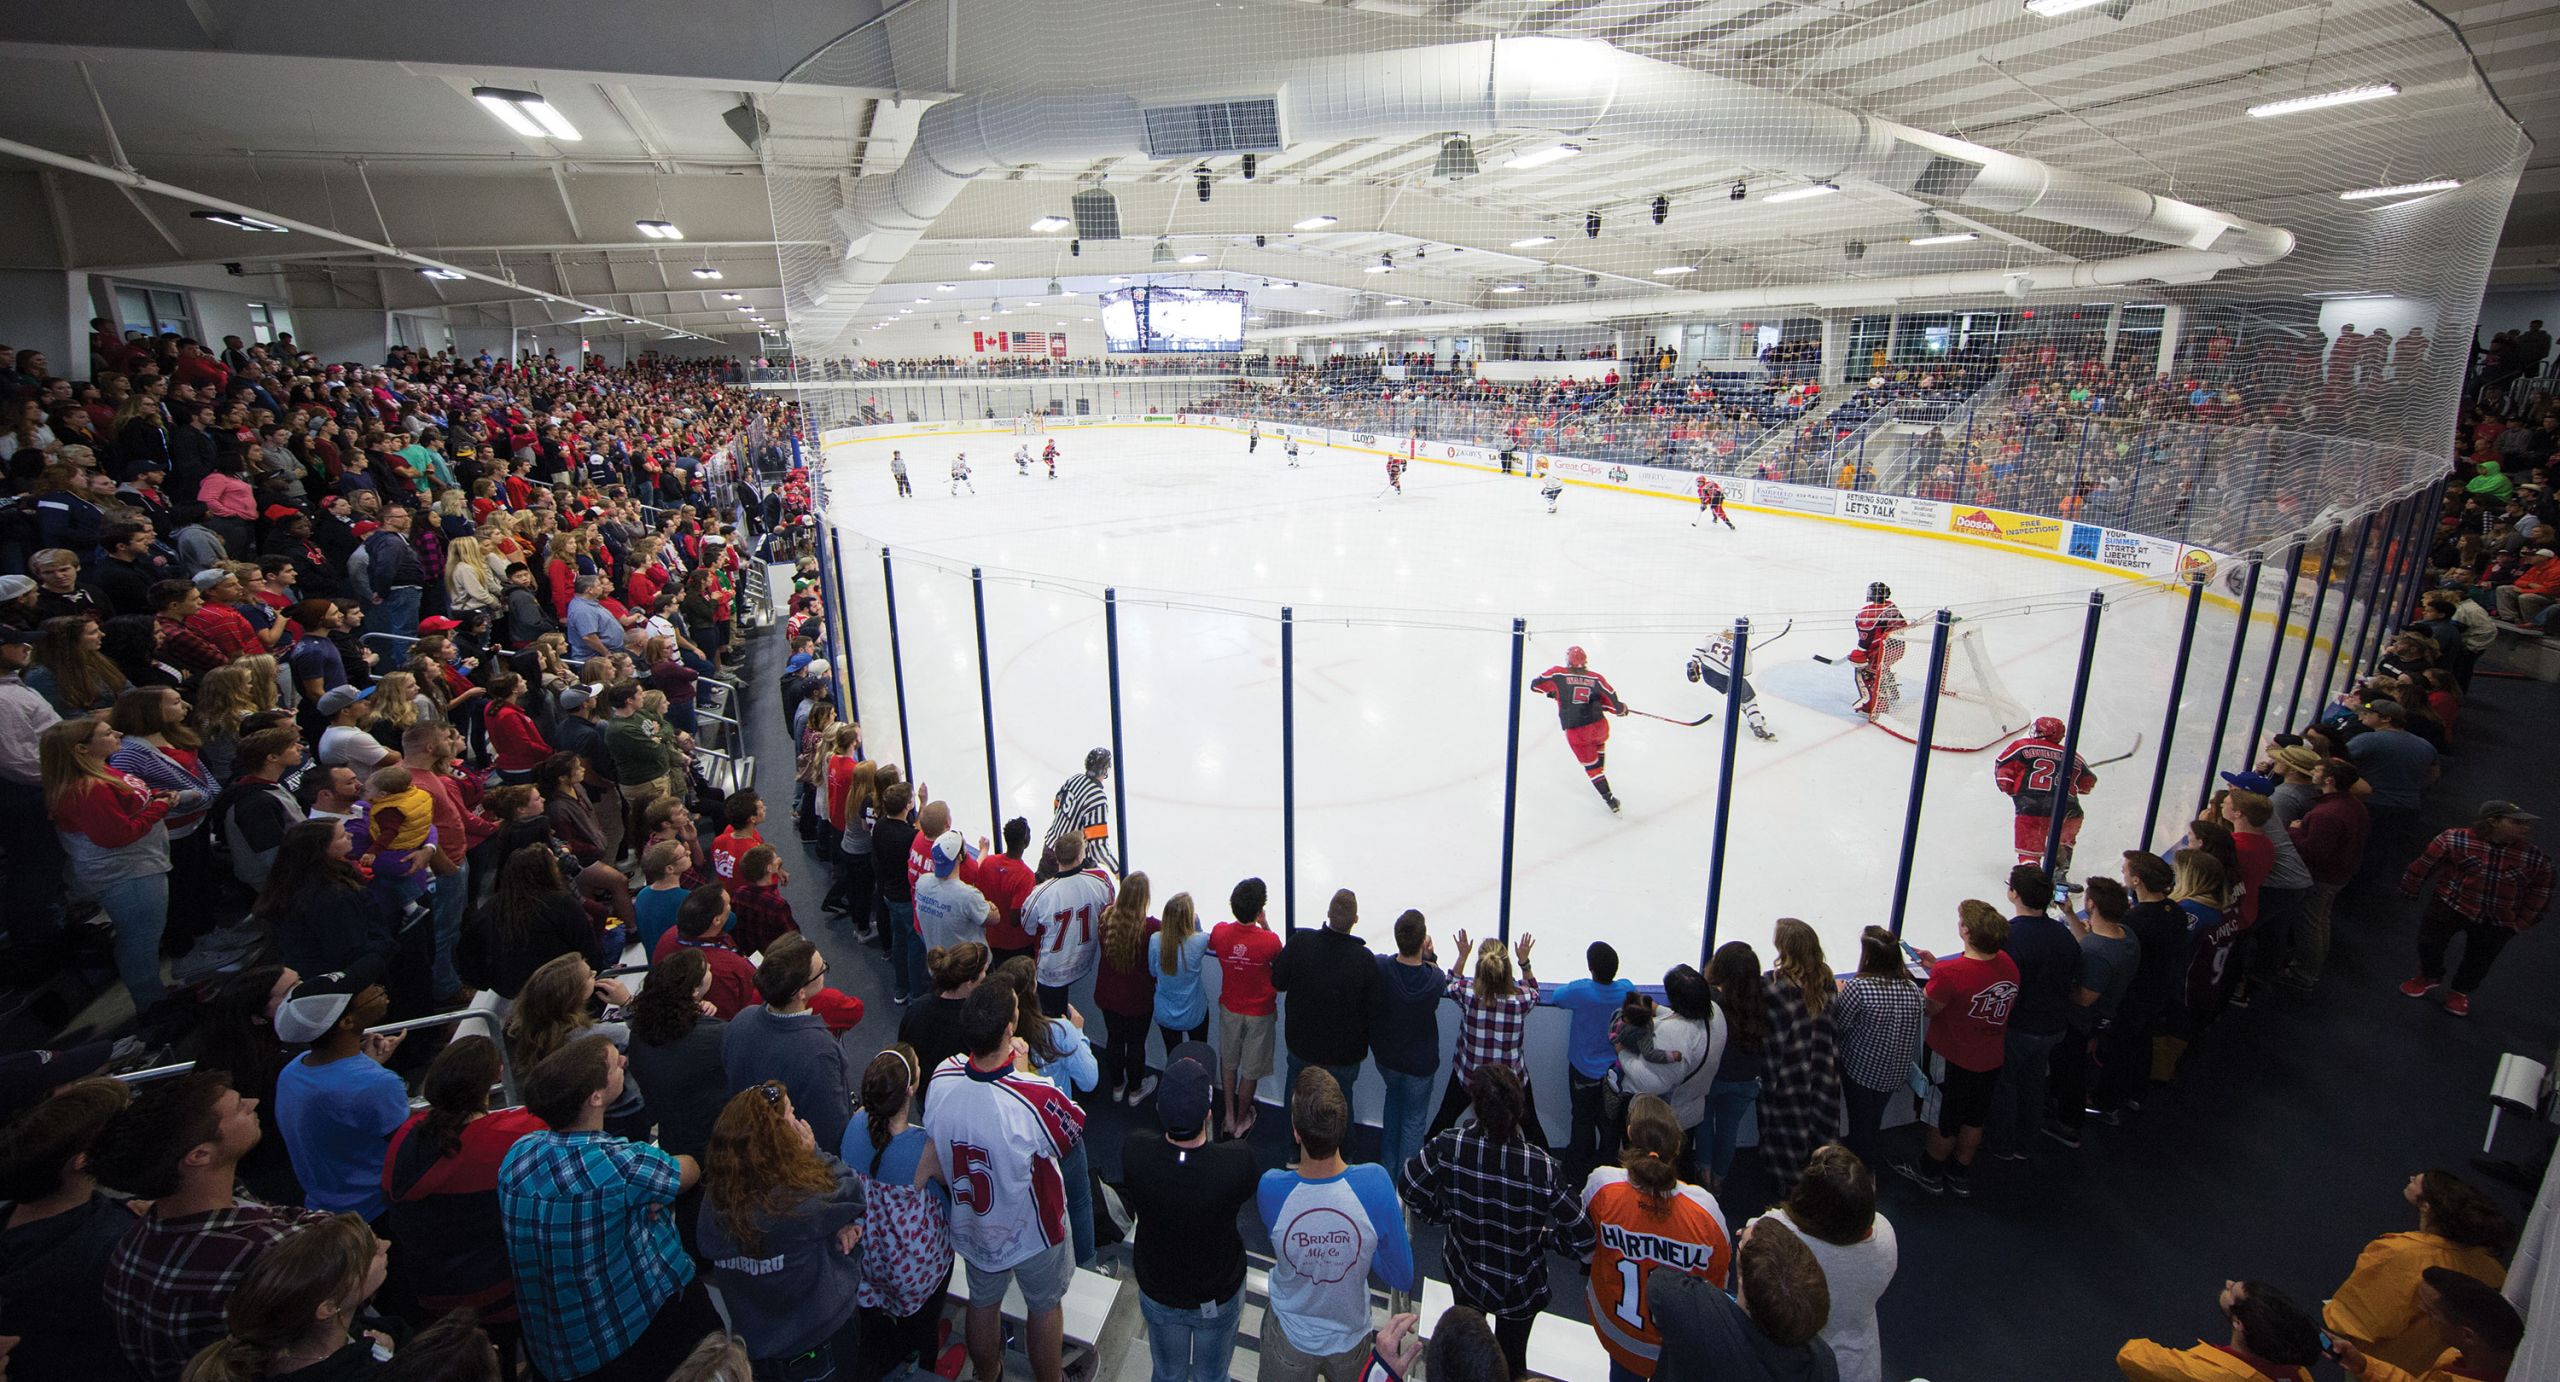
[
  {"left": 1010, "top": 413, "right": 1042, "bottom": 436},
  {"left": 1868, "top": 626, "right": 2034, "bottom": 753}
]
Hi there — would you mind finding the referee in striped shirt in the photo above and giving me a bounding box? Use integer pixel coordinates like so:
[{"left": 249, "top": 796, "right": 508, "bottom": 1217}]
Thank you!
[{"left": 1045, "top": 748, "right": 1115, "bottom": 874}]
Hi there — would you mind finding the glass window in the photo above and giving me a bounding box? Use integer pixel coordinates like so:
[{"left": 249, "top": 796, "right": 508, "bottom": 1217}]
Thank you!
[
  {"left": 114, "top": 286, "right": 194, "bottom": 340},
  {"left": 246, "top": 303, "right": 275, "bottom": 345}
]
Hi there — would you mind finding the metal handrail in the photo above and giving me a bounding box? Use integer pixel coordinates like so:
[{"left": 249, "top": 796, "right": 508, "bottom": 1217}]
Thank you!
[{"left": 116, "top": 1006, "right": 518, "bottom": 1101}]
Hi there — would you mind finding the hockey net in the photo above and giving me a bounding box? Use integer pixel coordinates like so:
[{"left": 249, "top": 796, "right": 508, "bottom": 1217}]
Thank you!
[
  {"left": 1868, "top": 627, "right": 2033, "bottom": 754},
  {"left": 1010, "top": 414, "right": 1042, "bottom": 436}
]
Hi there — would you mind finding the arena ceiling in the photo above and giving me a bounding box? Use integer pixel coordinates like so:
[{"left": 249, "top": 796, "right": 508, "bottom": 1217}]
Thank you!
[{"left": 0, "top": 0, "right": 2544, "bottom": 349}]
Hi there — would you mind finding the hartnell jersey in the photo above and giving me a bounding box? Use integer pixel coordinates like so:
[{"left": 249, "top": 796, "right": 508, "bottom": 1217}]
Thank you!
[
  {"left": 1530, "top": 666, "right": 1625, "bottom": 730},
  {"left": 1993, "top": 737, "right": 2097, "bottom": 817},
  {"left": 1022, "top": 867, "right": 1116, "bottom": 988},
  {"left": 924, "top": 1054, "right": 1087, "bottom": 1271},
  {"left": 1855, "top": 599, "right": 1908, "bottom": 650},
  {"left": 1582, "top": 1169, "right": 1732, "bottom": 1373}
]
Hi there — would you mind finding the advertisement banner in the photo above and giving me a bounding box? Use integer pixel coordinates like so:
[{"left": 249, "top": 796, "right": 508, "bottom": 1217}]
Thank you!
[
  {"left": 1752, "top": 481, "right": 1842, "bottom": 516},
  {"left": 1839, "top": 492, "right": 1943, "bottom": 530},
  {"left": 2089, "top": 528, "right": 2185, "bottom": 578},
  {"left": 1949, "top": 506, "right": 2067, "bottom": 550}
]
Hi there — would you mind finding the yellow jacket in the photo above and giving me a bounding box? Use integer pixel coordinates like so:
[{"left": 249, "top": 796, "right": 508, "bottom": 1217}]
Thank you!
[
  {"left": 2325, "top": 1232, "right": 2508, "bottom": 1375},
  {"left": 2117, "top": 1339, "right": 2310, "bottom": 1382},
  {"left": 2350, "top": 1346, "right": 2497, "bottom": 1382}
]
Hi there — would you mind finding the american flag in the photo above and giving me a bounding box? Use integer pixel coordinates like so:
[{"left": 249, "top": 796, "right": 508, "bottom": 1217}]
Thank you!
[{"left": 974, "top": 330, "right": 1068, "bottom": 357}]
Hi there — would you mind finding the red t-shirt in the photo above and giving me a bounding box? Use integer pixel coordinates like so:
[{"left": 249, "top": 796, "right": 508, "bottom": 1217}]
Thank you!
[
  {"left": 2230, "top": 831, "right": 2273, "bottom": 928},
  {"left": 711, "top": 826, "right": 763, "bottom": 883},
  {"left": 1923, "top": 951, "right": 2020, "bottom": 1073},
  {"left": 975, "top": 852, "right": 1040, "bottom": 950},
  {"left": 1210, "top": 920, "right": 1284, "bottom": 1016}
]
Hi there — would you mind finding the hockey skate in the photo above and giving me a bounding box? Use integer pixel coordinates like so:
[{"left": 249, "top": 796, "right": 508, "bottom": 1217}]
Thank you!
[{"left": 1606, "top": 794, "right": 1623, "bottom": 814}]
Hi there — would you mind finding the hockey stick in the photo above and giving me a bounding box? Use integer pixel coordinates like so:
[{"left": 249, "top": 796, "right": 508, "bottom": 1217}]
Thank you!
[
  {"left": 2088, "top": 732, "right": 2146, "bottom": 767},
  {"left": 1629, "top": 708, "right": 1716, "bottom": 727}
]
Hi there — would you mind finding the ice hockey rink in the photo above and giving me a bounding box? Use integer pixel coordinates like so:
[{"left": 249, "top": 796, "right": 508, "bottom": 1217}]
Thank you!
[{"left": 821, "top": 421, "right": 2311, "bottom": 978}]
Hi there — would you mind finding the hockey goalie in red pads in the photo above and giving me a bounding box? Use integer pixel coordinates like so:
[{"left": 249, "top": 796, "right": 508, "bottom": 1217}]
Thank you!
[
  {"left": 1850, "top": 581, "right": 1908, "bottom": 714},
  {"left": 1993, "top": 716, "right": 2098, "bottom": 870},
  {"left": 1531, "top": 645, "right": 1627, "bottom": 814}
]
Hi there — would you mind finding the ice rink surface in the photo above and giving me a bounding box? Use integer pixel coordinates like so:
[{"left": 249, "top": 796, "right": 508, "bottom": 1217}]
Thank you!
[{"left": 822, "top": 424, "right": 2312, "bottom": 977}]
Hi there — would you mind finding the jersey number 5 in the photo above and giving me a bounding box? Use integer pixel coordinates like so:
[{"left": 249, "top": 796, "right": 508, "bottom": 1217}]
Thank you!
[{"left": 949, "top": 1141, "right": 996, "bottom": 1215}]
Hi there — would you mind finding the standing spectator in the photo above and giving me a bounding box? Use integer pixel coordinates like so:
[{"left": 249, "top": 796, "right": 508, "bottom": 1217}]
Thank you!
[
  {"left": 914, "top": 829, "right": 993, "bottom": 957},
  {"left": 1756, "top": 918, "right": 1844, "bottom": 1192},
  {"left": 1271, "top": 887, "right": 1380, "bottom": 1125},
  {"left": 989, "top": 956, "right": 1102, "bottom": 1266},
  {"left": 1119, "top": 1042, "right": 1259, "bottom": 1382},
  {"left": 498, "top": 1037, "right": 717, "bottom": 1382},
  {"left": 1894, "top": 902, "right": 2017, "bottom": 1198},
  {"left": 653, "top": 882, "right": 760, "bottom": 1019},
  {"left": 1402, "top": 1064, "right": 1596, "bottom": 1377},
  {"left": 1426, "top": 932, "right": 1545, "bottom": 1144},
  {"left": 1695, "top": 944, "right": 1767, "bottom": 1191},
  {"left": 41, "top": 716, "right": 175, "bottom": 1010},
  {"left": 484, "top": 674, "right": 551, "bottom": 786},
  {"left": 1831, "top": 927, "right": 1926, "bottom": 1170},
  {"left": 900, "top": 942, "right": 992, "bottom": 1105},
  {"left": 722, "top": 935, "right": 854, "bottom": 1154},
  {"left": 923, "top": 984, "right": 1088, "bottom": 1382},
  {"left": 2094, "top": 852, "right": 2191, "bottom": 1121},
  {"left": 727, "top": 844, "right": 801, "bottom": 956},
  {"left": 1148, "top": 890, "right": 1213, "bottom": 1057},
  {"left": 623, "top": 951, "right": 731, "bottom": 1165},
  {"left": 1988, "top": 866, "right": 2076, "bottom": 1162},
  {"left": 271, "top": 983, "right": 409, "bottom": 1220},
  {"left": 1023, "top": 833, "right": 1115, "bottom": 1016},
  {"left": 2117, "top": 1279, "right": 2322, "bottom": 1382},
  {"left": 973, "top": 815, "right": 1042, "bottom": 968},
  {"left": 95, "top": 1069, "right": 329, "bottom": 1381},
  {"left": 176, "top": 1212, "right": 394, "bottom": 1381},
  {"left": 871, "top": 781, "right": 922, "bottom": 1002},
  {"left": 0, "top": 1078, "right": 144, "bottom": 1382},
  {"left": 29, "top": 614, "right": 130, "bottom": 715},
  {"left": 1373, "top": 909, "right": 1450, "bottom": 1178},
  {"left": 1210, "top": 876, "right": 1284, "bottom": 1138},
  {"left": 360, "top": 505, "right": 428, "bottom": 640},
  {"left": 1262, "top": 1069, "right": 1416, "bottom": 1382},
  {"left": 1649, "top": 1218, "right": 1840, "bottom": 1382},
  {"left": 2047, "top": 875, "right": 2141, "bottom": 1150},
  {"left": 601, "top": 681, "right": 682, "bottom": 850},
  {"left": 842, "top": 1046, "right": 957, "bottom": 1382},
  {"left": 698, "top": 1083, "right": 868, "bottom": 1381},
  {"left": 1583, "top": 1093, "right": 1732, "bottom": 1382},
  {"left": 2284, "top": 760, "right": 2371, "bottom": 992},
  {"left": 2326, "top": 1171, "right": 2515, "bottom": 1373},
  {"left": 382, "top": 1036, "right": 542, "bottom": 1360},
  {"left": 1093, "top": 871, "right": 1163, "bottom": 1104},
  {"left": 1550, "top": 941, "right": 1636, "bottom": 1185},
  {"left": 1757, "top": 1146, "right": 1897, "bottom": 1382},
  {"left": 2346, "top": 700, "right": 2437, "bottom": 875},
  {"left": 314, "top": 686, "right": 394, "bottom": 773},
  {"left": 458, "top": 844, "right": 612, "bottom": 1003},
  {"left": 2398, "top": 801, "right": 2554, "bottom": 1017},
  {"left": 0, "top": 624, "right": 67, "bottom": 952}
]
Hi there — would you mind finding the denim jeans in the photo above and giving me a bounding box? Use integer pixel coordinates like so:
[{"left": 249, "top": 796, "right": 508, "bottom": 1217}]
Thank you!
[
  {"left": 1987, "top": 1026, "right": 2064, "bottom": 1154},
  {"left": 884, "top": 899, "right": 924, "bottom": 1000},
  {"left": 1697, "top": 1077, "right": 1761, "bottom": 1181},
  {"left": 95, "top": 872, "right": 170, "bottom": 1011},
  {"left": 1059, "top": 1134, "right": 1096, "bottom": 1266},
  {"left": 429, "top": 862, "right": 469, "bottom": 998},
  {"left": 1378, "top": 1068, "right": 1434, "bottom": 1175},
  {"left": 1566, "top": 1068, "right": 1620, "bottom": 1184},
  {"left": 1139, "top": 1289, "right": 1242, "bottom": 1382},
  {"left": 366, "top": 585, "right": 422, "bottom": 640}
]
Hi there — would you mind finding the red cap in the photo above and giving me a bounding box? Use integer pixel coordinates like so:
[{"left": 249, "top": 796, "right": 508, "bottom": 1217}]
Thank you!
[
  {"left": 352, "top": 520, "right": 379, "bottom": 538},
  {"left": 416, "top": 615, "right": 462, "bottom": 633},
  {"left": 262, "top": 504, "right": 301, "bottom": 521}
]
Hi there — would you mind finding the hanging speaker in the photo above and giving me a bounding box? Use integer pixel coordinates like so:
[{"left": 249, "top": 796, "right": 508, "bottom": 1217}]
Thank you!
[{"left": 1071, "top": 186, "right": 1122, "bottom": 241}]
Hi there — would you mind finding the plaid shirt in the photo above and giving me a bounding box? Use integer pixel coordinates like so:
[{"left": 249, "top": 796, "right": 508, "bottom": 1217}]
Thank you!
[
  {"left": 729, "top": 880, "right": 798, "bottom": 956},
  {"left": 155, "top": 613, "right": 229, "bottom": 679},
  {"left": 2402, "top": 828, "right": 2555, "bottom": 932},
  {"left": 1398, "top": 1123, "right": 1594, "bottom": 1315},
  {"left": 1448, "top": 972, "right": 1539, "bottom": 1082},
  {"left": 106, "top": 1200, "right": 332, "bottom": 1381},
  {"left": 1832, "top": 975, "right": 1929, "bottom": 1092},
  {"left": 499, "top": 1128, "right": 694, "bottom": 1381}
]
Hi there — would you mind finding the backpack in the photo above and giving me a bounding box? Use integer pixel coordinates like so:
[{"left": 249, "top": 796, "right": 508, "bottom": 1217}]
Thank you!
[{"left": 851, "top": 1137, "right": 953, "bottom": 1318}]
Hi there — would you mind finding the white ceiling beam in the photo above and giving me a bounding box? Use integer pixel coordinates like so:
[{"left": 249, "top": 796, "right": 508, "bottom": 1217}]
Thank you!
[{"left": 550, "top": 165, "right": 585, "bottom": 241}]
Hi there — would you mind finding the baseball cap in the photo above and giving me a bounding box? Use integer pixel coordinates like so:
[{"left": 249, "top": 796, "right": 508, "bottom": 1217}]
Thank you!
[
  {"left": 2269, "top": 745, "right": 2323, "bottom": 777},
  {"left": 416, "top": 615, "right": 461, "bottom": 633},
  {"left": 272, "top": 979, "right": 359, "bottom": 1045},
  {"left": 785, "top": 651, "right": 814, "bottom": 675},
  {"left": 2480, "top": 800, "right": 2541, "bottom": 823},
  {"left": 931, "top": 831, "right": 965, "bottom": 878},
  {"left": 2363, "top": 698, "right": 2406, "bottom": 720},
  {"left": 0, "top": 1041, "right": 124, "bottom": 1116},
  {"left": 2219, "top": 770, "right": 2276, "bottom": 794},
  {"left": 0, "top": 624, "right": 35, "bottom": 647},
  {"left": 0, "top": 574, "right": 33, "bottom": 602},
  {"left": 315, "top": 684, "right": 375, "bottom": 717},
  {"left": 191, "top": 568, "right": 231, "bottom": 593},
  {"left": 1157, "top": 1041, "right": 1216, "bottom": 1138},
  {"left": 556, "top": 685, "right": 592, "bottom": 711},
  {"left": 351, "top": 520, "right": 380, "bottom": 538},
  {"left": 2538, "top": 548, "right": 2557, "bottom": 559},
  {"left": 262, "top": 504, "right": 301, "bottom": 521}
]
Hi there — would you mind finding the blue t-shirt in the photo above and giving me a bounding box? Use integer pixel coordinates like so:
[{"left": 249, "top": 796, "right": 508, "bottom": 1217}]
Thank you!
[
  {"left": 634, "top": 885, "right": 687, "bottom": 954},
  {"left": 2347, "top": 728, "right": 2436, "bottom": 811},
  {"left": 565, "top": 597, "right": 624, "bottom": 653},
  {"left": 288, "top": 635, "right": 345, "bottom": 693},
  {"left": 274, "top": 1051, "right": 411, "bottom": 1220},
  {"left": 1547, "top": 976, "right": 1634, "bottom": 1078},
  {"left": 1148, "top": 931, "right": 1213, "bottom": 1031},
  {"left": 840, "top": 1113, "right": 951, "bottom": 1207},
  {"left": 1257, "top": 1163, "right": 1415, "bottom": 1358}
]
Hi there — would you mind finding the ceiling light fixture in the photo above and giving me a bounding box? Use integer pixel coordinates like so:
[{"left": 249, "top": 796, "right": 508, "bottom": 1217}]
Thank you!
[
  {"left": 1507, "top": 143, "right": 1582, "bottom": 170},
  {"left": 1762, "top": 183, "right": 1841, "bottom": 203},
  {"left": 1652, "top": 265, "right": 1695, "bottom": 275},
  {"left": 1029, "top": 215, "right": 1071, "bottom": 232},
  {"left": 936, "top": 283, "right": 956, "bottom": 292},
  {"left": 1152, "top": 240, "right": 1174, "bottom": 264},
  {"left": 1293, "top": 215, "right": 1339, "bottom": 231},
  {"left": 2247, "top": 83, "right": 2399, "bottom": 117},
  {"left": 969, "top": 260, "right": 995, "bottom": 271},
  {"left": 1383, "top": 298, "right": 1409, "bottom": 306},
  {"left": 1511, "top": 235, "right": 1558, "bottom": 248},
  {"left": 2338, "top": 178, "right": 2462, "bottom": 200},
  {"left": 2023, "top": 0, "right": 2122, "bottom": 14},
  {"left": 1907, "top": 231, "right": 1980, "bottom": 245},
  {"left": 719, "top": 292, "right": 743, "bottom": 300},
  {"left": 635, "top": 220, "right": 682, "bottom": 239},
  {"left": 1431, "top": 135, "right": 1478, "bottom": 181},
  {"left": 191, "top": 210, "right": 287, "bottom": 233},
  {"left": 418, "top": 268, "right": 466, "bottom": 281},
  {"left": 690, "top": 268, "right": 722, "bottom": 279},
  {"left": 1493, "top": 283, "right": 1526, "bottom": 293},
  {"left": 471, "top": 86, "right": 582, "bottom": 142},
  {"left": 1178, "top": 252, "right": 1210, "bottom": 264}
]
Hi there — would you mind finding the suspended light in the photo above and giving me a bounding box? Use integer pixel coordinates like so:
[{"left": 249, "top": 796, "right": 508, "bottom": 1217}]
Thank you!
[
  {"left": 1652, "top": 265, "right": 1695, "bottom": 275},
  {"left": 719, "top": 292, "right": 743, "bottom": 300},
  {"left": 1292, "top": 215, "right": 1339, "bottom": 231},
  {"left": 1431, "top": 135, "right": 1479, "bottom": 181},
  {"left": 1152, "top": 240, "right": 1174, "bottom": 264},
  {"left": 1506, "top": 143, "right": 1581, "bottom": 170},
  {"left": 1029, "top": 215, "right": 1072, "bottom": 232},
  {"left": 2338, "top": 178, "right": 2461, "bottom": 200},
  {"left": 690, "top": 268, "right": 722, "bottom": 279},
  {"left": 471, "top": 86, "right": 582, "bottom": 142},
  {"left": 1907, "top": 232, "right": 1980, "bottom": 246},
  {"left": 937, "top": 283, "right": 956, "bottom": 291},
  {"left": 969, "top": 260, "right": 995, "bottom": 271},
  {"left": 418, "top": 268, "right": 467, "bottom": 281},
  {"left": 191, "top": 210, "right": 287, "bottom": 233},
  {"left": 1178, "top": 252, "right": 1210, "bottom": 264},
  {"left": 635, "top": 220, "right": 682, "bottom": 239},
  {"left": 1762, "top": 183, "right": 1840, "bottom": 203},
  {"left": 2247, "top": 84, "right": 2398, "bottom": 117},
  {"left": 1493, "top": 283, "right": 1526, "bottom": 293},
  {"left": 1511, "top": 235, "right": 1558, "bottom": 248}
]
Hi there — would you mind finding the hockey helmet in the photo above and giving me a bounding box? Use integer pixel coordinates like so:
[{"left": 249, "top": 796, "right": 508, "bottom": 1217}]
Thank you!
[
  {"left": 1566, "top": 645, "right": 1588, "bottom": 669},
  {"left": 1867, "top": 580, "right": 1893, "bottom": 602},
  {"left": 2034, "top": 716, "right": 2067, "bottom": 740},
  {"left": 1085, "top": 747, "right": 1113, "bottom": 774}
]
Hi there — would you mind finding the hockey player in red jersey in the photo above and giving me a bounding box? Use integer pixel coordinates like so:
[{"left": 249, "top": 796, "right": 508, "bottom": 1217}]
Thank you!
[
  {"left": 1531, "top": 645, "right": 1628, "bottom": 813},
  {"left": 1693, "top": 475, "right": 1735, "bottom": 530},
  {"left": 1993, "top": 716, "right": 2097, "bottom": 870},
  {"left": 1385, "top": 454, "right": 1406, "bottom": 495},
  {"left": 1043, "top": 439, "right": 1059, "bottom": 478},
  {"left": 1850, "top": 581, "right": 1909, "bottom": 714}
]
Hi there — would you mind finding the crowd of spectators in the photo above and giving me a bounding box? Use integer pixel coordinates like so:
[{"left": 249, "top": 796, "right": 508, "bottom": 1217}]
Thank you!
[{"left": 0, "top": 321, "right": 2554, "bottom": 1382}]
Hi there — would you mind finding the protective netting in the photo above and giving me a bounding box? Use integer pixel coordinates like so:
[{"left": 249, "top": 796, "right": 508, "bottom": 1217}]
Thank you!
[{"left": 760, "top": 0, "right": 2520, "bottom": 968}]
